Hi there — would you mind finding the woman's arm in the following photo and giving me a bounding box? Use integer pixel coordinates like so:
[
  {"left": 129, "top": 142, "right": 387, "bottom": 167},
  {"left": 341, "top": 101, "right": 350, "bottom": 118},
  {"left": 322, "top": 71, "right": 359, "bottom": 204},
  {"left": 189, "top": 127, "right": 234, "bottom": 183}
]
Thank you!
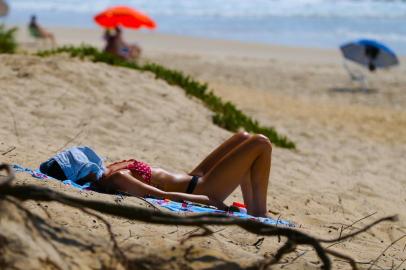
[
  {"left": 104, "top": 171, "right": 227, "bottom": 210},
  {"left": 164, "top": 192, "right": 227, "bottom": 210}
]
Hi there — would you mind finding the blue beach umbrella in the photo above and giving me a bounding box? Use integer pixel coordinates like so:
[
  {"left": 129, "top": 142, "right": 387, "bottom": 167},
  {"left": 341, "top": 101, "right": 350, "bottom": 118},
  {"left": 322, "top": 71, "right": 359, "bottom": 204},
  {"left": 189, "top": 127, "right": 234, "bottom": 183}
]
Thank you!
[{"left": 340, "top": 39, "right": 399, "bottom": 72}]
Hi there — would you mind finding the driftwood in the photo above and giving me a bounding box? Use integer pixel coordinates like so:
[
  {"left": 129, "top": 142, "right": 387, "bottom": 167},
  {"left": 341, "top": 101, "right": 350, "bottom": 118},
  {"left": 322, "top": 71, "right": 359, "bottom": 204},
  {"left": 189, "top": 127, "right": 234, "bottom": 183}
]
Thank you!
[{"left": 0, "top": 163, "right": 398, "bottom": 269}]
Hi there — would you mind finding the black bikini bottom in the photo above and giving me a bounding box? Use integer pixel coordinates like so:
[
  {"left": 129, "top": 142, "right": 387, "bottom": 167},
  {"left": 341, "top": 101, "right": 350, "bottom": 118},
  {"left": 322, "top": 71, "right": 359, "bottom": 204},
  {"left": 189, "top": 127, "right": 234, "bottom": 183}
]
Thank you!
[{"left": 186, "top": 175, "right": 199, "bottom": 194}]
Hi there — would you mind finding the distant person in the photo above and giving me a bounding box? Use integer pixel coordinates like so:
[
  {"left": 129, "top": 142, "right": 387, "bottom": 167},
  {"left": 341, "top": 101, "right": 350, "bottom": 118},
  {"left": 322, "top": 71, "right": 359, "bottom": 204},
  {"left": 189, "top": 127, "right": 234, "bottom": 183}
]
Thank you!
[
  {"left": 0, "top": 0, "right": 9, "bottom": 17},
  {"left": 103, "top": 28, "right": 120, "bottom": 57},
  {"left": 28, "top": 15, "right": 56, "bottom": 46},
  {"left": 365, "top": 45, "right": 379, "bottom": 72},
  {"left": 103, "top": 27, "right": 141, "bottom": 60}
]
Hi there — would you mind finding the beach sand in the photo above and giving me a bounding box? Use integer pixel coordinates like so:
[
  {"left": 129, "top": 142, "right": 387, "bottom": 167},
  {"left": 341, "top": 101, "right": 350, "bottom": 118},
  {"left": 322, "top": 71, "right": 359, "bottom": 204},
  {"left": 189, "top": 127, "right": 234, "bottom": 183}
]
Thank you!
[{"left": 1, "top": 27, "right": 405, "bottom": 269}]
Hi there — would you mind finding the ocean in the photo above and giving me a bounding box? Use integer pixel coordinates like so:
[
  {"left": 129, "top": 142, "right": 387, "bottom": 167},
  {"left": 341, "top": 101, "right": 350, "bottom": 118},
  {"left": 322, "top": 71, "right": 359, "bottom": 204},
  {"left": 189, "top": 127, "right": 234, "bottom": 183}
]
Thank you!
[{"left": 3, "top": 0, "right": 406, "bottom": 54}]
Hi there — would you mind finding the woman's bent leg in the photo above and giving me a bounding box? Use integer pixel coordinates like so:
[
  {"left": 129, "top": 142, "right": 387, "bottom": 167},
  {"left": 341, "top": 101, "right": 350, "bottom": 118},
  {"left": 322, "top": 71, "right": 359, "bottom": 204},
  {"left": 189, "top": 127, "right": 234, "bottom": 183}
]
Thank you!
[
  {"left": 190, "top": 131, "right": 251, "bottom": 176},
  {"left": 240, "top": 170, "right": 255, "bottom": 214},
  {"left": 195, "top": 135, "right": 272, "bottom": 217}
]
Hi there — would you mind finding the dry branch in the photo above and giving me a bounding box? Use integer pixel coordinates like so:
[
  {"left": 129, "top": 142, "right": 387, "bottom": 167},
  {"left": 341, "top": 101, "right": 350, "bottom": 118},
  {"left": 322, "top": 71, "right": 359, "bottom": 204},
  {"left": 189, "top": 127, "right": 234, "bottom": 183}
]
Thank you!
[
  {"left": 338, "top": 212, "right": 377, "bottom": 239},
  {"left": 54, "top": 128, "right": 85, "bottom": 153},
  {"left": 368, "top": 234, "right": 406, "bottom": 270},
  {"left": 0, "top": 164, "right": 398, "bottom": 270},
  {"left": 1, "top": 146, "right": 16, "bottom": 156}
]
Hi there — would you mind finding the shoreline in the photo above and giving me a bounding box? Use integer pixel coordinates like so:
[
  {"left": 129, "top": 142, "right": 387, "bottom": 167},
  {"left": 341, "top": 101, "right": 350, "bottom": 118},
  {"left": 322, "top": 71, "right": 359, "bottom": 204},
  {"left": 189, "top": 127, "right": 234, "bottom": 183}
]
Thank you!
[
  {"left": 6, "top": 2, "right": 406, "bottom": 56},
  {"left": 8, "top": 25, "right": 374, "bottom": 62},
  {"left": 13, "top": 25, "right": 406, "bottom": 62}
]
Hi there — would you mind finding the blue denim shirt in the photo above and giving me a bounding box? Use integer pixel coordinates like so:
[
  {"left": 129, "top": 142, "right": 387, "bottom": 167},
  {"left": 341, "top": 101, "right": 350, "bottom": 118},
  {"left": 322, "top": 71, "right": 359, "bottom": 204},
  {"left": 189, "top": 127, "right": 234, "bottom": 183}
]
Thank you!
[{"left": 51, "top": 146, "right": 105, "bottom": 182}]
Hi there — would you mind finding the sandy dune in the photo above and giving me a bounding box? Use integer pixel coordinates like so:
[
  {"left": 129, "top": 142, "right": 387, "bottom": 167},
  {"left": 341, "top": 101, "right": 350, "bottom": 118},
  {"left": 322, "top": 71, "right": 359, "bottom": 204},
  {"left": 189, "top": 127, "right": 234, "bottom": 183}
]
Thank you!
[{"left": 0, "top": 28, "right": 405, "bottom": 269}]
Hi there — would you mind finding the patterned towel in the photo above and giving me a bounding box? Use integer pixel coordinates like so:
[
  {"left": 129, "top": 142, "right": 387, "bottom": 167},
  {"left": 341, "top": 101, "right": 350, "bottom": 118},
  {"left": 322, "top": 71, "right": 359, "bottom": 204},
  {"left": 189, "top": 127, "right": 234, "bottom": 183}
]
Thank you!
[
  {"left": 12, "top": 164, "right": 294, "bottom": 226},
  {"left": 145, "top": 197, "right": 294, "bottom": 226}
]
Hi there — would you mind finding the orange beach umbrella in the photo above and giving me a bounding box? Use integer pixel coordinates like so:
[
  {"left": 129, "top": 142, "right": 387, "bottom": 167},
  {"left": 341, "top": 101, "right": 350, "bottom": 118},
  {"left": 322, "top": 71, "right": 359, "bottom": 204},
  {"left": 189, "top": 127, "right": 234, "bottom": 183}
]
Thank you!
[{"left": 94, "top": 6, "right": 156, "bottom": 30}]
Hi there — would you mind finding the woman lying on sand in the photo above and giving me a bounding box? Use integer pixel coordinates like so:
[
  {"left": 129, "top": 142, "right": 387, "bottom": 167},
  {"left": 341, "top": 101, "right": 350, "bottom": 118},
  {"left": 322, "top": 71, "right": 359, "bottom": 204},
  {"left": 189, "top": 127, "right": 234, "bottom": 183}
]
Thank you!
[{"left": 40, "top": 132, "right": 272, "bottom": 217}]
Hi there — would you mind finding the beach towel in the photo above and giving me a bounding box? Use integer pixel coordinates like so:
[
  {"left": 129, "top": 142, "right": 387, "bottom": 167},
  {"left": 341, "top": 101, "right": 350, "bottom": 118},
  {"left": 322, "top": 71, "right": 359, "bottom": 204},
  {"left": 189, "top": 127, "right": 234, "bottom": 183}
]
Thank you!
[
  {"left": 12, "top": 164, "right": 294, "bottom": 226},
  {"left": 145, "top": 197, "right": 293, "bottom": 226}
]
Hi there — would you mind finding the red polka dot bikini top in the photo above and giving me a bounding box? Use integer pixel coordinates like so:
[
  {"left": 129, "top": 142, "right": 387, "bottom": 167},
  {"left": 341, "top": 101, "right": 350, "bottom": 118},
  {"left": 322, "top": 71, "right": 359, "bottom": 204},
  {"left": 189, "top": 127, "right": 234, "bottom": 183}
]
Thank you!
[{"left": 106, "top": 159, "right": 152, "bottom": 184}]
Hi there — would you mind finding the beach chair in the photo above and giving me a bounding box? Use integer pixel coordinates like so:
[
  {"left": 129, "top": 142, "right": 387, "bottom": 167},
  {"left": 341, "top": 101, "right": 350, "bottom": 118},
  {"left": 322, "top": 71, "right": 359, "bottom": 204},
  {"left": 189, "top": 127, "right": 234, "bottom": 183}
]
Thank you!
[
  {"left": 342, "top": 60, "right": 369, "bottom": 91},
  {"left": 28, "top": 26, "right": 42, "bottom": 39},
  {"left": 28, "top": 25, "right": 56, "bottom": 48}
]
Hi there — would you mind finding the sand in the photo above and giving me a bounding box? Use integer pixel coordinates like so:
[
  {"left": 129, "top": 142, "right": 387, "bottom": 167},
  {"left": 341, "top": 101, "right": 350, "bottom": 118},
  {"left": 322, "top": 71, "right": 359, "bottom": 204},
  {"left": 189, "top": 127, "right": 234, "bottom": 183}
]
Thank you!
[{"left": 0, "top": 26, "right": 405, "bottom": 269}]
